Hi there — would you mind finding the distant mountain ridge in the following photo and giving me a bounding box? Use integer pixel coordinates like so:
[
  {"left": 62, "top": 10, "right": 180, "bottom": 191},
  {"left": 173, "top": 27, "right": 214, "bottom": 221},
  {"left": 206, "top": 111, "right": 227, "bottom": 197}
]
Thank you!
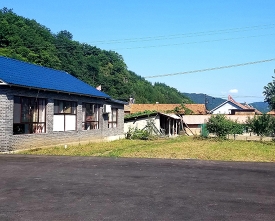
[
  {"left": 182, "top": 93, "right": 270, "bottom": 113},
  {"left": 248, "top": 102, "right": 270, "bottom": 114},
  {"left": 182, "top": 93, "right": 225, "bottom": 111}
]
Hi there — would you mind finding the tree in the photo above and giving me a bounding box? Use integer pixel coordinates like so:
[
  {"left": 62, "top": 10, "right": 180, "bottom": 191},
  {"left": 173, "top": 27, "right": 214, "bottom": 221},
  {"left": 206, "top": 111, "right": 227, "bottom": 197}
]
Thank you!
[
  {"left": 206, "top": 115, "right": 243, "bottom": 139},
  {"left": 229, "top": 120, "right": 244, "bottom": 140},
  {"left": 246, "top": 114, "right": 275, "bottom": 139},
  {"left": 206, "top": 115, "right": 232, "bottom": 139},
  {"left": 263, "top": 75, "right": 275, "bottom": 110},
  {"left": 56, "top": 30, "right": 73, "bottom": 40}
]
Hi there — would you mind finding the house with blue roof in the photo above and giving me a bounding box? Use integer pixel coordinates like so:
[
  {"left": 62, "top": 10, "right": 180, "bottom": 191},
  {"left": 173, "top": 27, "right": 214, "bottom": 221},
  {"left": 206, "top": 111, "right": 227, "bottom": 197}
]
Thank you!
[{"left": 0, "top": 56, "right": 125, "bottom": 151}]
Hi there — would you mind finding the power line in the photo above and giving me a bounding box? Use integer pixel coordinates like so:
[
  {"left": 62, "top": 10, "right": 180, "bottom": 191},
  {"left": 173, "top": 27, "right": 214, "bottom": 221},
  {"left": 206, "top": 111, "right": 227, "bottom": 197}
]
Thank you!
[
  {"left": 191, "top": 94, "right": 265, "bottom": 99},
  {"left": 209, "top": 95, "right": 265, "bottom": 100},
  {"left": 6, "top": 33, "right": 273, "bottom": 52},
  {"left": 112, "top": 33, "right": 274, "bottom": 50},
  {"left": 4, "top": 24, "right": 274, "bottom": 51},
  {"left": 88, "top": 24, "right": 275, "bottom": 45},
  {"left": 145, "top": 58, "right": 275, "bottom": 79}
]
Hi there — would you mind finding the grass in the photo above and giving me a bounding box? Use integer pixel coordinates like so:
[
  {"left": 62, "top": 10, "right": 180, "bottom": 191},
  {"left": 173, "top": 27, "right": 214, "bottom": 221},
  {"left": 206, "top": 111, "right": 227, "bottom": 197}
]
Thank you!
[{"left": 19, "top": 136, "right": 275, "bottom": 162}]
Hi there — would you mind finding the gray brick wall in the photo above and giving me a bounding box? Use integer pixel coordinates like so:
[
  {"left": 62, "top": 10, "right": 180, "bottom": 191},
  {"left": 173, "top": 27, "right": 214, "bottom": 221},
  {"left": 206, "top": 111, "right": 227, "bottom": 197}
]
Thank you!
[{"left": 0, "top": 86, "right": 125, "bottom": 151}]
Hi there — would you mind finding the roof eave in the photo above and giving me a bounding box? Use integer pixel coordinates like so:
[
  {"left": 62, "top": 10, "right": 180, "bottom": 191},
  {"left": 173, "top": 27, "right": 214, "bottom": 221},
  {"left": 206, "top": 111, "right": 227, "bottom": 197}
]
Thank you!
[
  {"left": 0, "top": 78, "right": 7, "bottom": 85},
  {"left": 5, "top": 83, "right": 110, "bottom": 99},
  {"left": 209, "top": 100, "right": 229, "bottom": 113},
  {"left": 108, "top": 98, "right": 128, "bottom": 105}
]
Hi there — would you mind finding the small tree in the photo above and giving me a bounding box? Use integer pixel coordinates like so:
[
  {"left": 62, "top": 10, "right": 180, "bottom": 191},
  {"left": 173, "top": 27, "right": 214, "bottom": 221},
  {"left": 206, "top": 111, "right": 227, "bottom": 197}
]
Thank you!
[
  {"left": 269, "top": 116, "right": 275, "bottom": 137},
  {"left": 229, "top": 120, "right": 244, "bottom": 140},
  {"left": 263, "top": 75, "right": 275, "bottom": 110},
  {"left": 246, "top": 114, "right": 274, "bottom": 139},
  {"left": 206, "top": 115, "right": 244, "bottom": 139},
  {"left": 206, "top": 115, "right": 231, "bottom": 139}
]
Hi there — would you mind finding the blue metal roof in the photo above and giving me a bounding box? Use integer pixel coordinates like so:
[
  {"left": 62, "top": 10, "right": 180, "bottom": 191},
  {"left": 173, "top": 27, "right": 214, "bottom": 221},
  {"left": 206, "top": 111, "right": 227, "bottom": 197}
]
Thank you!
[{"left": 0, "top": 56, "right": 110, "bottom": 99}]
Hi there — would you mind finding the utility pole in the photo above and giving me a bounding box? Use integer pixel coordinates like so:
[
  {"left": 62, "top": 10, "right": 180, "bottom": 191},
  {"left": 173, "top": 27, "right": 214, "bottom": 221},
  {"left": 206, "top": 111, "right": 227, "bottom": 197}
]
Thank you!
[{"left": 204, "top": 94, "right": 208, "bottom": 110}]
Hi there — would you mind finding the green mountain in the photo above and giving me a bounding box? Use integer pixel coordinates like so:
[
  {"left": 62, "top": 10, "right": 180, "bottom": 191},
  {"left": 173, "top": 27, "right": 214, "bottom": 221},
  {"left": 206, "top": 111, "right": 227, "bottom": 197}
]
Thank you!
[
  {"left": 249, "top": 102, "right": 270, "bottom": 113},
  {"left": 0, "top": 8, "right": 192, "bottom": 104}
]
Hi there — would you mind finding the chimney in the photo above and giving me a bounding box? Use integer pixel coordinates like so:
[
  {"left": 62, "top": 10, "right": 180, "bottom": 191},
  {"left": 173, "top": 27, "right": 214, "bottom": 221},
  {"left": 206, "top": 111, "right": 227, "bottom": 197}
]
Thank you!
[{"left": 129, "top": 97, "right": 135, "bottom": 104}]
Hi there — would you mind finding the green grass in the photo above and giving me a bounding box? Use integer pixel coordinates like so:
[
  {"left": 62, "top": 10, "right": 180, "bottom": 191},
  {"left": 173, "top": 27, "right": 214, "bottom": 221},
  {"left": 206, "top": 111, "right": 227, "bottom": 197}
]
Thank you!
[{"left": 19, "top": 136, "right": 275, "bottom": 162}]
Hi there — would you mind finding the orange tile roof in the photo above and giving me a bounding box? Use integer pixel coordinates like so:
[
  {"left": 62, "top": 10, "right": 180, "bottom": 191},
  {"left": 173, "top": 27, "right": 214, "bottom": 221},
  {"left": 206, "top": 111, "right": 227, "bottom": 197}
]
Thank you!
[
  {"left": 228, "top": 95, "right": 262, "bottom": 114},
  {"left": 125, "top": 104, "right": 207, "bottom": 115},
  {"left": 124, "top": 105, "right": 131, "bottom": 112},
  {"left": 228, "top": 95, "right": 248, "bottom": 110},
  {"left": 267, "top": 110, "right": 275, "bottom": 115},
  {"left": 185, "top": 104, "right": 207, "bottom": 114}
]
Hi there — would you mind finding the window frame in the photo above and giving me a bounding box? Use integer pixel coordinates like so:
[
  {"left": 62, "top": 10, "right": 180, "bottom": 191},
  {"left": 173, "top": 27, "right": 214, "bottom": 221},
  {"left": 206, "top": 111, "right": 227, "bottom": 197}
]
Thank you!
[
  {"left": 13, "top": 96, "right": 46, "bottom": 135},
  {"left": 82, "top": 103, "right": 99, "bottom": 130},
  {"left": 108, "top": 108, "right": 118, "bottom": 128},
  {"left": 53, "top": 100, "right": 77, "bottom": 131},
  {"left": 54, "top": 100, "right": 76, "bottom": 115}
]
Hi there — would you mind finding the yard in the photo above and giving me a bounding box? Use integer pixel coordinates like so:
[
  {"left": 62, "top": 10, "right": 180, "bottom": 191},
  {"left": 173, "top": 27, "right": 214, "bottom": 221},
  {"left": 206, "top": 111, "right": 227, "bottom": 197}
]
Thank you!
[{"left": 19, "top": 136, "right": 275, "bottom": 162}]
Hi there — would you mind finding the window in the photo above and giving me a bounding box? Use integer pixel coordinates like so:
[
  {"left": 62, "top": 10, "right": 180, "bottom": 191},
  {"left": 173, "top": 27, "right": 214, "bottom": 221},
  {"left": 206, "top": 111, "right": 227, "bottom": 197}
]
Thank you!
[
  {"left": 108, "top": 108, "right": 117, "bottom": 128},
  {"left": 53, "top": 100, "right": 76, "bottom": 131},
  {"left": 82, "top": 103, "right": 99, "bottom": 130},
  {"left": 13, "top": 96, "right": 46, "bottom": 134}
]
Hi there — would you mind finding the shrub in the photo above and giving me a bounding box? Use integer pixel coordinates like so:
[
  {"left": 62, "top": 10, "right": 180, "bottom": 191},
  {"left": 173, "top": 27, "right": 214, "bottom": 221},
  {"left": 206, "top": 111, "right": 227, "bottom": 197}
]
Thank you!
[
  {"left": 125, "top": 127, "right": 151, "bottom": 140},
  {"left": 206, "top": 115, "right": 243, "bottom": 139},
  {"left": 246, "top": 114, "right": 275, "bottom": 139}
]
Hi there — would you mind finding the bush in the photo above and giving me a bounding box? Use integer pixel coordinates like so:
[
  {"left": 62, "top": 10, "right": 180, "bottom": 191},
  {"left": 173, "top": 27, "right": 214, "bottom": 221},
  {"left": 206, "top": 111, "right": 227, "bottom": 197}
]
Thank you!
[
  {"left": 125, "top": 127, "right": 151, "bottom": 140},
  {"left": 246, "top": 114, "right": 275, "bottom": 138},
  {"left": 206, "top": 115, "right": 243, "bottom": 139}
]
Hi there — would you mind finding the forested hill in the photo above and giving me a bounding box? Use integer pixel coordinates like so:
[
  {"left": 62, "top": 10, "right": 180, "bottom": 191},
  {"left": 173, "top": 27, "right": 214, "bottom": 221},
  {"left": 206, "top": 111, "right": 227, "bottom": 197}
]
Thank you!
[{"left": 0, "top": 8, "right": 192, "bottom": 104}]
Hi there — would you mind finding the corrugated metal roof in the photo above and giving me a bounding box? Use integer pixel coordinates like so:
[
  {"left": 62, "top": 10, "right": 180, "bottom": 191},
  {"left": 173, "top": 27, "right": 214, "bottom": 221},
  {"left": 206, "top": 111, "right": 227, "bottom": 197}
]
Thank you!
[{"left": 0, "top": 56, "right": 110, "bottom": 98}]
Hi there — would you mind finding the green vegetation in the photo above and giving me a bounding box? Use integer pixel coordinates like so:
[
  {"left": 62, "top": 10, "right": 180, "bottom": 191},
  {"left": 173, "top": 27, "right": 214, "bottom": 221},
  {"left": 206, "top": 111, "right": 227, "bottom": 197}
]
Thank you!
[
  {"left": 125, "top": 118, "right": 160, "bottom": 140},
  {"left": 125, "top": 127, "right": 151, "bottom": 140},
  {"left": 205, "top": 114, "right": 275, "bottom": 141},
  {"left": 264, "top": 75, "right": 275, "bottom": 110},
  {"left": 19, "top": 136, "right": 275, "bottom": 162},
  {"left": 124, "top": 110, "right": 157, "bottom": 119},
  {"left": 0, "top": 7, "right": 192, "bottom": 104},
  {"left": 206, "top": 115, "right": 244, "bottom": 139},
  {"left": 246, "top": 114, "right": 275, "bottom": 138}
]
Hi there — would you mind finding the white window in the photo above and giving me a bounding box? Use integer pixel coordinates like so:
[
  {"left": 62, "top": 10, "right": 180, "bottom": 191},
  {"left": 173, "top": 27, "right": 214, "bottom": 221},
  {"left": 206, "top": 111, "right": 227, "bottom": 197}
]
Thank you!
[
  {"left": 53, "top": 100, "right": 76, "bottom": 131},
  {"left": 108, "top": 108, "right": 118, "bottom": 128}
]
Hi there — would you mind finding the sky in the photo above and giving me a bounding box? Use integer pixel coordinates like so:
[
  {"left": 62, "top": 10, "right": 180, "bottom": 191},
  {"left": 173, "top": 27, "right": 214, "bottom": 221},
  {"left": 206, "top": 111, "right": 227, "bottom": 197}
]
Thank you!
[{"left": 1, "top": 0, "right": 275, "bottom": 103}]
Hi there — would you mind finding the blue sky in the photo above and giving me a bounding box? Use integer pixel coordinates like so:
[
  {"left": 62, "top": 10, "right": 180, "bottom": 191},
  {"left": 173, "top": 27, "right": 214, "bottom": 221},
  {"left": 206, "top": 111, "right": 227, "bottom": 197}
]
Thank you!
[{"left": 1, "top": 0, "right": 275, "bottom": 103}]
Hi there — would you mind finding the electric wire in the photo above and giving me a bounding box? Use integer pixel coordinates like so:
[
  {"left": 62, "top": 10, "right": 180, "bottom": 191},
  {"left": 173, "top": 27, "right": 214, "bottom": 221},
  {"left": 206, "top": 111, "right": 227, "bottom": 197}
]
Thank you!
[
  {"left": 88, "top": 24, "right": 275, "bottom": 44},
  {"left": 145, "top": 58, "right": 275, "bottom": 79},
  {"left": 111, "top": 33, "right": 275, "bottom": 50},
  {"left": 4, "top": 24, "right": 275, "bottom": 51},
  {"left": 6, "top": 33, "right": 274, "bottom": 52}
]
